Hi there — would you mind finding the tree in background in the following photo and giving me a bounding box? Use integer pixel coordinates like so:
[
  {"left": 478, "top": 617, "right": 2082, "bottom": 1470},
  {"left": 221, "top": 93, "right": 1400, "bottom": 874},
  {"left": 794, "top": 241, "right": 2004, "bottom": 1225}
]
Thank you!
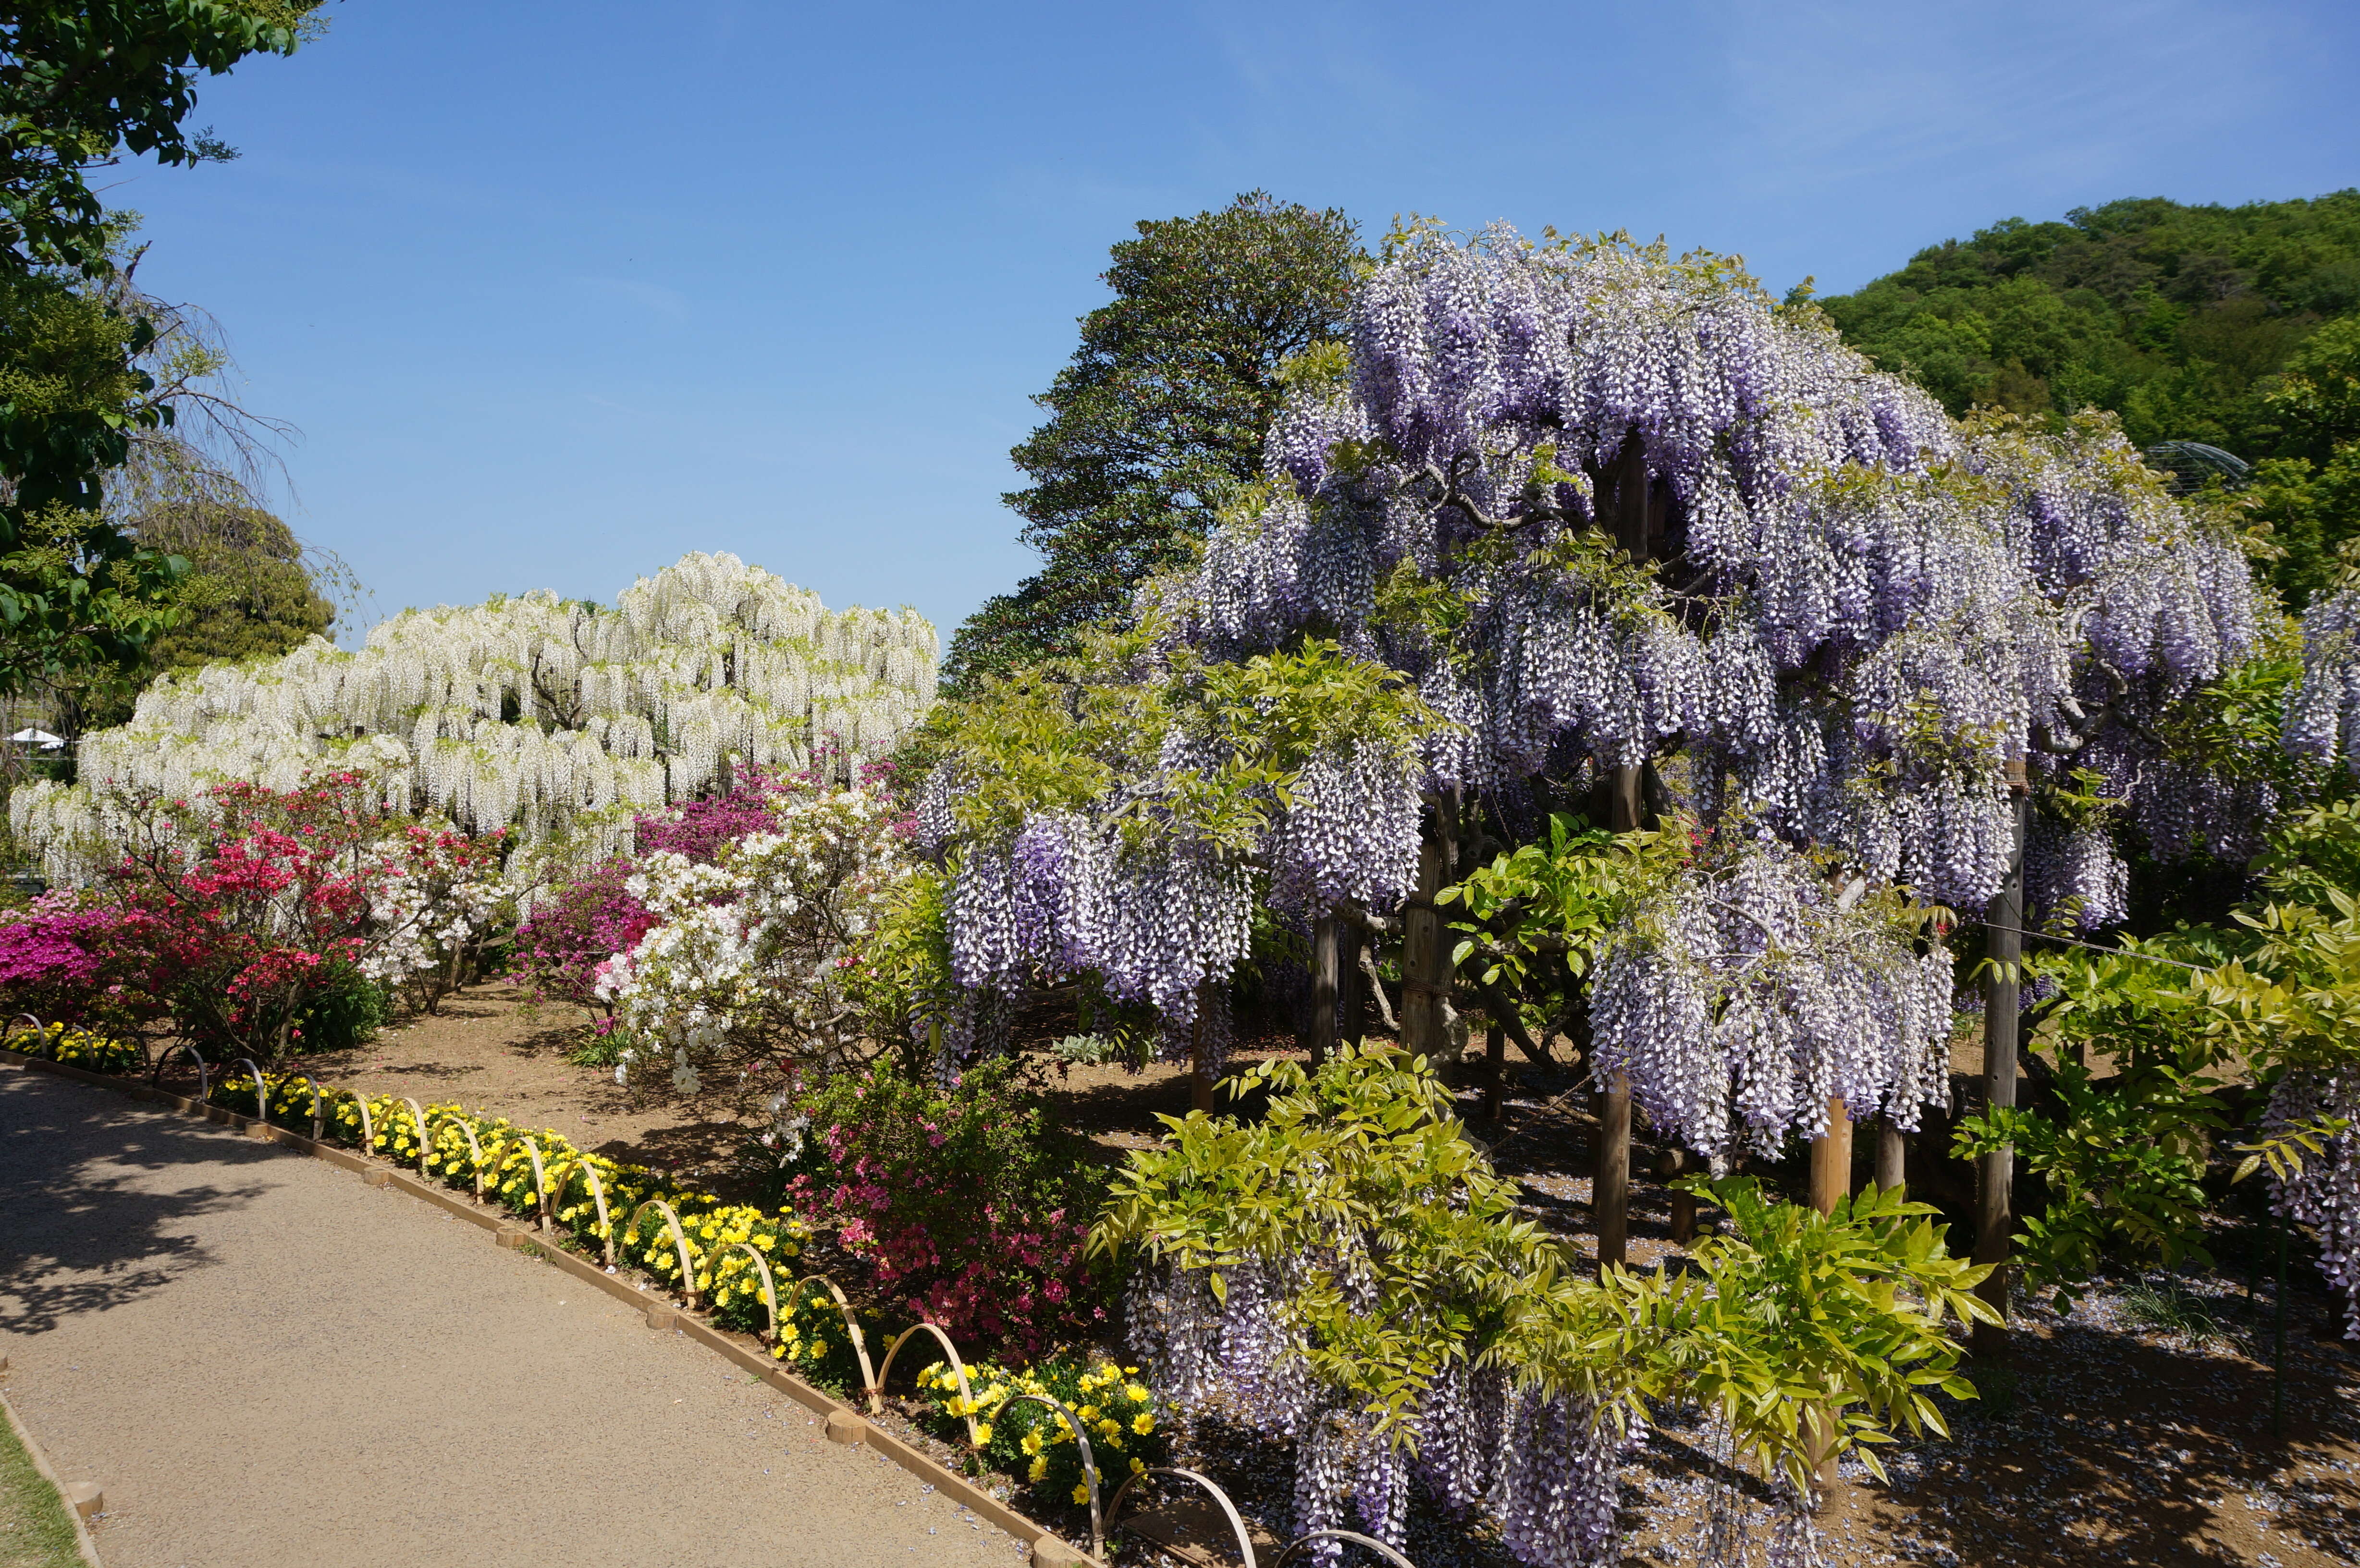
[
  {"left": 0, "top": 1, "right": 326, "bottom": 702},
  {"left": 941, "top": 193, "right": 1360, "bottom": 692},
  {"left": 1819, "top": 193, "right": 2360, "bottom": 604}
]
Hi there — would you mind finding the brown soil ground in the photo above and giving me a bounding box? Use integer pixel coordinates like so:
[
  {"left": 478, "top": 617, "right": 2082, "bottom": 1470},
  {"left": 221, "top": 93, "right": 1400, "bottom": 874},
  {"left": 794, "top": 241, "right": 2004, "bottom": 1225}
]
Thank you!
[{"left": 215, "top": 987, "right": 2359, "bottom": 1566}]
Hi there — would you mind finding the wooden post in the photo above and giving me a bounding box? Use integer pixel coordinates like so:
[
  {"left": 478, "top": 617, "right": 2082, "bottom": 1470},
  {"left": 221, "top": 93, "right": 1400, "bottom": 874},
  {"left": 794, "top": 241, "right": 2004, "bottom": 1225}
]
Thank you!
[
  {"left": 1593, "top": 430, "right": 1651, "bottom": 1277},
  {"left": 1659, "top": 1148, "right": 1696, "bottom": 1245},
  {"left": 1402, "top": 822, "right": 1448, "bottom": 1057},
  {"left": 1190, "top": 997, "right": 1215, "bottom": 1115},
  {"left": 1483, "top": 1023, "right": 1505, "bottom": 1123},
  {"left": 1973, "top": 760, "right": 2030, "bottom": 1357},
  {"left": 1337, "top": 919, "right": 1364, "bottom": 1051},
  {"left": 1810, "top": 1097, "right": 1853, "bottom": 1217},
  {"left": 1310, "top": 913, "right": 1340, "bottom": 1068},
  {"left": 1874, "top": 1116, "right": 1906, "bottom": 1195},
  {"left": 1806, "top": 1095, "right": 1854, "bottom": 1488}
]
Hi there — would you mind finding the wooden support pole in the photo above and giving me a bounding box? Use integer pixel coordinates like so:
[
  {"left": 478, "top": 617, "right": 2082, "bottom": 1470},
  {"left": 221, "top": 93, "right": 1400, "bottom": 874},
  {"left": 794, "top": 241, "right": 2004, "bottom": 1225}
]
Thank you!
[
  {"left": 1483, "top": 1022, "right": 1505, "bottom": 1123},
  {"left": 1659, "top": 1147, "right": 1696, "bottom": 1245},
  {"left": 1593, "top": 1074, "right": 1632, "bottom": 1274},
  {"left": 1810, "top": 1096, "right": 1853, "bottom": 1217},
  {"left": 1807, "top": 1095, "right": 1854, "bottom": 1488},
  {"left": 1875, "top": 1116, "right": 1906, "bottom": 1195},
  {"left": 1190, "top": 998, "right": 1215, "bottom": 1115},
  {"left": 1310, "top": 914, "right": 1340, "bottom": 1069},
  {"left": 1337, "top": 919, "right": 1364, "bottom": 1051},
  {"left": 1402, "top": 823, "right": 1449, "bottom": 1057},
  {"left": 1973, "top": 760, "right": 2031, "bottom": 1358},
  {"left": 1592, "top": 429, "right": 1651, "bottom": 1278}
]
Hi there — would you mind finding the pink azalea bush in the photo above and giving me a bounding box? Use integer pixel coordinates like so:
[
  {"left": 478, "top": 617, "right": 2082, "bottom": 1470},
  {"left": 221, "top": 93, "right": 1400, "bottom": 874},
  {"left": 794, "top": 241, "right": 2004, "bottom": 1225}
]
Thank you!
[{"left": 778, "top": 1057, "right": 1107, "bottom": 1356}]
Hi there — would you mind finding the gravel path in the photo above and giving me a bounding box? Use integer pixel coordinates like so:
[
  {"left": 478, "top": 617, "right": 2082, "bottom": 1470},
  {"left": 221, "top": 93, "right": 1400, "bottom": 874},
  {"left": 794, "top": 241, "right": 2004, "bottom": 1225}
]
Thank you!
[{"left": 0, "top": 1068, "right": 1024, "bottom": 1568}]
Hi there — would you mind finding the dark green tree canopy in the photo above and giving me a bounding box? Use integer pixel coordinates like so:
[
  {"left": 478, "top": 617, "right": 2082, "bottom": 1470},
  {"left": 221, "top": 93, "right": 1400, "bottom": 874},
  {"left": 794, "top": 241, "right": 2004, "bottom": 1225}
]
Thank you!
[
  {"left": 944, "top": 193, "right": 1360, "bottom": 692},
  {"left": 0, "top": 1, "right": 323, "bottom": 699},
  {"left": 0, "top": 0, "right": 322, "bottom": 273},
  {"left": 134, "top": 500, "right": 331, "bottom": 672},
  {"left": 1819, "top": 191, "right": 2360, "bottom": 455}
]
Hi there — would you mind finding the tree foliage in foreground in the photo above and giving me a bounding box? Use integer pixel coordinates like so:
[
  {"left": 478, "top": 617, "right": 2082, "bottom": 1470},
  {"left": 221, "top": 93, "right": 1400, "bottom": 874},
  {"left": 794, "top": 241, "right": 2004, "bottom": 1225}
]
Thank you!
[
  {"left": 943, "top": 192, "right": 1360, "bottom": 692},
  {"left": 0, "top": 1, "right": 325, "bottom": 698}
]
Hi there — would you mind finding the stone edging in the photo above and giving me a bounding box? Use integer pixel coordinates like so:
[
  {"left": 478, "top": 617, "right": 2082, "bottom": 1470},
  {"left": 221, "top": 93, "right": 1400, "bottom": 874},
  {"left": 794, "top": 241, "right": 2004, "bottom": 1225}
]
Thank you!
[
  {"left": 1, "top": 1048, "right": 1096, "bottom": 1568},
  {"left": 0, "top": 1383, "right": 105, "bottom": 1568}
]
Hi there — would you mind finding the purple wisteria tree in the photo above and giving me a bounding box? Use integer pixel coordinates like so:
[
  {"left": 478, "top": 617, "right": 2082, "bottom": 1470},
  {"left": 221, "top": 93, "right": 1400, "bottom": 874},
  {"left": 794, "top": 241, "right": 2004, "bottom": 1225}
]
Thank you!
[{"left": 921, "top": 224, "right": 2266, "bottom": 1566}]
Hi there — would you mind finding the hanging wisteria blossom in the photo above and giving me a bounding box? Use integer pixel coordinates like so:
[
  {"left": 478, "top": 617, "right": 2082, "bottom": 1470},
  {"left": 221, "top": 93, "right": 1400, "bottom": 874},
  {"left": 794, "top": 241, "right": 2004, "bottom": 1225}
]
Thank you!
[{"left": 13, "top": 552, "right": 938, "bottom": 881}]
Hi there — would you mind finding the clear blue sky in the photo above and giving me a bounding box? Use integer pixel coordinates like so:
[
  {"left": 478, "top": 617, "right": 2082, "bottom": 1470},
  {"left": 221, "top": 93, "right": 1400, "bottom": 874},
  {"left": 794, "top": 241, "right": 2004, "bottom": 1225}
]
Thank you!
[{"left": 111, "top": 0, "right": 2360, "bottom": 647}]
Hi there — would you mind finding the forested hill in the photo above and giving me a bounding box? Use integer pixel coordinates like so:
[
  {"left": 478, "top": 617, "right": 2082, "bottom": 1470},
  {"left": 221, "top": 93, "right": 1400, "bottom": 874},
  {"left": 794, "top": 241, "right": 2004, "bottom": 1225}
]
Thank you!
[{"left": 1819, "top": 191, "right": 2360, "bottom": 602}]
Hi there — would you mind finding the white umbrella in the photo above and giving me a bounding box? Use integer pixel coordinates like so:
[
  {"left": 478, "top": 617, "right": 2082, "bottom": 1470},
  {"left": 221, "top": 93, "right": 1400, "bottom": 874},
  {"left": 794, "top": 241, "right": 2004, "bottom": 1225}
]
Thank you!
[{"left": 8, "top": 729, "right": 64, "bottom": 750}]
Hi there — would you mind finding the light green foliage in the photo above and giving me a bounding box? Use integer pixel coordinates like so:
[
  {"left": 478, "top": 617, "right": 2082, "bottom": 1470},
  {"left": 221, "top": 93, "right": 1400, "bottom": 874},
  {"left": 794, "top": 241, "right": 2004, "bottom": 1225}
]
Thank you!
[
  {"left": 1094, "top": 1046, "right": 1992, "bottom": 1493},
  {"left": 1626, "top": 1179, "right": 1994, "bottom": 1492},
  {"left": 1096, "top": 1044, "right": 1537, "bottom": 1432},
  {"left": 1952, "top": 1049, "right": 2226, "bottom": 1307},
  {"left": 920, "top": 625, "right": 1440, "bottom": 859}
]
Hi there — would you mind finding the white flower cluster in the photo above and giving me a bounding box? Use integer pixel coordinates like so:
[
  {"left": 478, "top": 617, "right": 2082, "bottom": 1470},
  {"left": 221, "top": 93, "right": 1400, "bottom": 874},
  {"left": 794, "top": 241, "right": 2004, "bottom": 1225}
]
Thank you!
[
  {"left": 13, "top": 552, "right": 936, "bottom": 882},
  {"left": 594, "top": 784, "right": 910, "bottom": 1085}
]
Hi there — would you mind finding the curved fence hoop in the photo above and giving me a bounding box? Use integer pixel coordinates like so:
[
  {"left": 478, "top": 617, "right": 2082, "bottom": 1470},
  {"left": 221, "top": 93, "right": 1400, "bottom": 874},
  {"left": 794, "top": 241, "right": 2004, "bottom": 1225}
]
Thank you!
[
  {"left": 149, "top": 1041, "right": 209, "bottom": 1103},
  {"left": 5, "top": 1012, "right": 43, "bottom": 1054},
  {"left": 515, "top": 1136, "right": 553, "bottom": 1227},
  {"left": 547, "top": 1158, "right": 616, "bottom": 1266},
  {"left": 999, "top": 1392, "right": 1103, "bottom": 1559},
  {"left": 780, "top": 1274, "right": 877, "bottom": 1394},
  {"left": 626, "top": 1199, "right": 700, "bottom": 1308},
  {"left": 396, "top": 1097, "right": 433, "bottom": 1176},
  {"left": 710, "top": 1242, "right": 780, "bottom": 1340},
  {"left": 348, "top": 1090, "right": 376, "bottom": 1151},
  {"left": 1272, "top": 1531, "right": 1419, "bottom": 1568},
  {"left": 284, "top": 1075, "right": 325, "bottom": 1140},
  {"left": 426, "top": 1112, "right": 488, "bottom": 1197},
  {"left": 1105, "top": 1468, "right": 1260, "bottom": 1568},
  {"left": 871, "top": 1322, "right": 980, "bottom": 1447},
  {"left": 233, "top": 1058, "right": 270, "bottom": 1124}
]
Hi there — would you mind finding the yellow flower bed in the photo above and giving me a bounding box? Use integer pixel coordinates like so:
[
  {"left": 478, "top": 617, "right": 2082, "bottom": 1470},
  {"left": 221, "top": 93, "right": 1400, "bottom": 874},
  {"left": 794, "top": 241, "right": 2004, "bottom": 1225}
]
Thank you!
[
  {"left": 3, "top": 1021, "right": 144, "bottom": 1073},
  {"left": 915, "top": 1354, "right": 1166, "bottom": 1504},
  {"left": 209, "top": 1072, "right": 811, "bottom": 1297}
]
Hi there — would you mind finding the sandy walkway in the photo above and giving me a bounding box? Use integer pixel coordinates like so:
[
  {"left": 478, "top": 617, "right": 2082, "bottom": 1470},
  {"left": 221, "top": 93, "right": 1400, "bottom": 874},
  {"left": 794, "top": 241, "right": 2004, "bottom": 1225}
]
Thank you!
[{"left": 0, "top": 1069, "right": 1023, "bottom": 1568}]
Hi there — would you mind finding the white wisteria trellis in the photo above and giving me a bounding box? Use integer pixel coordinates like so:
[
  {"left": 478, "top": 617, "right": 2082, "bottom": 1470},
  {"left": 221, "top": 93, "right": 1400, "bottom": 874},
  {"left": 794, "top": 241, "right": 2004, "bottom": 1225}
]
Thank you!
[{"left": 11, "top": 552, "right": 939, "bottom": 879}]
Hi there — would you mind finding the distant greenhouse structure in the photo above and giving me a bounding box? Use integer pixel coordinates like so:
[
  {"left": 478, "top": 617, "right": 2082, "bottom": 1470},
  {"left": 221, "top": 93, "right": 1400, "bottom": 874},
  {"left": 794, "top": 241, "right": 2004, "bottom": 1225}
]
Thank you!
[{"left": 12, "top": 552, "right": 938, "bottom": 880}]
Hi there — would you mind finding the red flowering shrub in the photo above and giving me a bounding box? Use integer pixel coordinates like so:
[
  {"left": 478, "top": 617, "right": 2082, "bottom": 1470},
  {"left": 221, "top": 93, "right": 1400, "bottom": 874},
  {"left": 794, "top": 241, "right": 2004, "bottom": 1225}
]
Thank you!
[
  {"left": 92, "top": 774, "right": 507, "bottom": 1062},
  {"left": 776, "top": 1057, "right": 1107, "bottom": 1356}
]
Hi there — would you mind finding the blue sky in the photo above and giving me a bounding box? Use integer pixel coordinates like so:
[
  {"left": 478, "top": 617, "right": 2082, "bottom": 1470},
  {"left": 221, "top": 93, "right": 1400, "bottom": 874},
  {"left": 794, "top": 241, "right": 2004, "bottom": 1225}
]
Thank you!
[{"left": 112, "top": 0, "right": 2360, "bottom": 647}]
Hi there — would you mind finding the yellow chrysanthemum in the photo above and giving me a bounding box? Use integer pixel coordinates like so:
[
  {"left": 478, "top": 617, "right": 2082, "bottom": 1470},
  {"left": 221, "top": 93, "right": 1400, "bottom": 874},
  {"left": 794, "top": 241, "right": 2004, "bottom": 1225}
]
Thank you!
[
  {"left": 1124, "top": 1384, "right": 1151, "bottom": 1404},
  {"left": 1020, "top": 1433, "right": 1043, "bottom": 1456},
  {"left": 1028, "top": 1456, "right": 1048, "bottom": 1483},
  {"left": 1071, "top": 1484, "right": 1090, "bottom": 1506},
  {"left": 972, "top": 1423, "right": 993, "bottom": 1446},
  {"left": 1131, "top": 1413, "right": 1154, "bottom": 1435}
]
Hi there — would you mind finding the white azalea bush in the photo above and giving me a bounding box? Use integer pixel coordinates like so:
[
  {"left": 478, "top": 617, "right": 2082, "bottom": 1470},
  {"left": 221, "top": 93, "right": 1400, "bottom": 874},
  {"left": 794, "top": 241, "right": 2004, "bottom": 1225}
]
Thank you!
[{"left": 596, "top": 782, "right": 917, "bottom": 1089}]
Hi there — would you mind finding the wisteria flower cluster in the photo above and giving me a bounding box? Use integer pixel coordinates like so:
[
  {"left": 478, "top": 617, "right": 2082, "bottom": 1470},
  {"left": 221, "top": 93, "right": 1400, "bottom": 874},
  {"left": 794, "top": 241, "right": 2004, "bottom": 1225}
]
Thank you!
[{"left": 1586, "top": 830, "right": 1955, "bottom": 1159}]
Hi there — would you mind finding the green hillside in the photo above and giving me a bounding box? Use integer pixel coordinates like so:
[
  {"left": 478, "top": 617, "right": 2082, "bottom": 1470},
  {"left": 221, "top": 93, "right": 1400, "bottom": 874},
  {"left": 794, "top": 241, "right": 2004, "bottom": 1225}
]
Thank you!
[{"left": 1819, "top": 193, "right": 2360, "bottom": 603}]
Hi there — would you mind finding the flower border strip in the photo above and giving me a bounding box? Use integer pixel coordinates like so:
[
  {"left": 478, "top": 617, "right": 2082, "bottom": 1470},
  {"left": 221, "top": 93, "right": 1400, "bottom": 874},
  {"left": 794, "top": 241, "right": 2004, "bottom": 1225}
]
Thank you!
[{"left": 0, "top": 1043, "right": 1095, "bottom": 1568}]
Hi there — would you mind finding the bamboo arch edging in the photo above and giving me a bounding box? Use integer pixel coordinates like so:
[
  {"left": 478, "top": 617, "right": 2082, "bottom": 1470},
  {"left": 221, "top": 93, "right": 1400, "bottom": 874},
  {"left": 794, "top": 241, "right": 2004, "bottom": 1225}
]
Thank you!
[
  {"left": 1271, "top": 1531, "right": 1419, "bottom": 1568},
  {"left": 708, "top": 1242, "right": 780, "bottom": 1339},
  {"left": 626, "top": 1199, "right": 701, "bottom": 1309},
  {"left": 545, "top": 1156, "right": 617, "bottom": 1266},
  {"left": 232, "top": 1059, "right": 270, "bottom": 1127},
  {"left": 1105, "top": 1466, "right": 1262, "bottom": 1568},
  {"left": 779, "top": 1273, "right": 877, "bottom": 1395},
  {"left": 397, "top": 1097, "right": 431, "bottom": 1176},
  {"left": 871, "top": 1321, "right": 982, "bottom": 1449},
  {"left": 425, "top": 1111, "right": 490, "bottom": 1198},
  {"left": 998, "top": 1391, "right": 1104, "bottom": 1560},
  {"left": 148, "top": 1041, "right": 209, "bottom": 1103}
]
